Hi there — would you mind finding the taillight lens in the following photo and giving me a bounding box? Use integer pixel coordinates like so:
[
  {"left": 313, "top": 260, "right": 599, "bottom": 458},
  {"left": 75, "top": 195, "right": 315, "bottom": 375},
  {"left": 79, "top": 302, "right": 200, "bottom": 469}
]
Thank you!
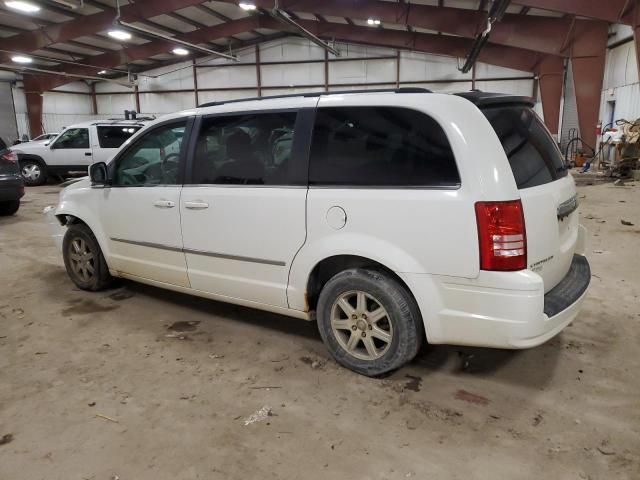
[
  {"left": 475, "top": 200, "right": 527, "bottom": 271},
  {"left": 1, "top": 151, "right": 18, "bottom": 163}
]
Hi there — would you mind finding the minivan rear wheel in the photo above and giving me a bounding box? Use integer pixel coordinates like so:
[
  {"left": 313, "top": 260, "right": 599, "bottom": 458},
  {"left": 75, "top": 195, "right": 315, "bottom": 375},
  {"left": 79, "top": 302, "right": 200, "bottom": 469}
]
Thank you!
[
  {"left": 316, "top": 268, "right": 423, "bottom": 376},
  {"left": 62, "top": 223, "right": 112, "bottom": 291}
]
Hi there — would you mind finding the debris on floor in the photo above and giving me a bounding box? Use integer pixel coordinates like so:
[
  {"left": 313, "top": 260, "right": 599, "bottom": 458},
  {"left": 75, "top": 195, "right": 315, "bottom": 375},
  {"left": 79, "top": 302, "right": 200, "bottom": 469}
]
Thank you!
[
  {"left": 0, "top": 433, "right": 14, "bottom": 446},
  {"left": 621, "top": 219, "right": 635, "bottom": 226},
  {"left": 243, "top": 406, "right": 273, "bottom": 426}
]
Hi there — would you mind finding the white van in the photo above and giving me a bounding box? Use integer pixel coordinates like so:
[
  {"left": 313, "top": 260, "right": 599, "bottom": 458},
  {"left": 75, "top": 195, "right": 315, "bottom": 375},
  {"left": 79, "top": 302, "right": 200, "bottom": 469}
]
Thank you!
[
  {"left": 13, "top": 119, "right": 149, "bottom": 186},
  {"left": 44, "top": 89, "right": 590, "bottom": 376}
]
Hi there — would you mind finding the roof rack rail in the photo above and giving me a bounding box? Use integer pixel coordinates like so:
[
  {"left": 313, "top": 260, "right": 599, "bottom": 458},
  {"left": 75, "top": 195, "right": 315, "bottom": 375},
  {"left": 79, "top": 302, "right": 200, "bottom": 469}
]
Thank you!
[{"left": 198, "top": 87, "right": 432, "bottom": 108}]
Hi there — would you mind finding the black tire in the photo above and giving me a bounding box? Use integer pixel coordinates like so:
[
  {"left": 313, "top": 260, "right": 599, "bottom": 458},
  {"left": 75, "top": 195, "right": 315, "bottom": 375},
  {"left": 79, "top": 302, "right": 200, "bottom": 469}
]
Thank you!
[
  {"left": 20, "top": 158, "right": 48, "bottom": 186},
  {"left": 0, "top": 200, "right": 19, "bottom": 216},
  {"left": 316, "top": 268, "right": 424, "bottom": 377},
  {"left": 62, "top": 223, "right": 112, "bottom": 291}
]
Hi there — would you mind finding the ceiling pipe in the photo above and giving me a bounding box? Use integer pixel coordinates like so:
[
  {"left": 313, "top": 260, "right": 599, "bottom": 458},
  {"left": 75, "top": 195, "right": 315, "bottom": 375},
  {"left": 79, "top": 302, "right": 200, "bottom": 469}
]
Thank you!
[
  {"left": 116, "top": 19, "right": 239, "bottom": 61},
  {"left": 270, "top": 8, "right": 340, "bottom": 56},
  {"left": 49, "top": 0, "right": 84, "bottom": 8},
  {"left": 0, "top": 49, "right": 156, "bottom": 78},
  {"left": 3, "top": 65, "right": 135, "bottom": 87},
  {"left": 459, "top": 0, "right": 511, "bottom": 73}
]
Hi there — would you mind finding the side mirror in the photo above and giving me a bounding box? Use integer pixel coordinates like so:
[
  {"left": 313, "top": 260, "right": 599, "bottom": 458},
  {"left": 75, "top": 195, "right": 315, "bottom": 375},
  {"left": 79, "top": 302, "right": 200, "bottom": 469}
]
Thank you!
[
  {"left": 49, "top": 142, "right": 56, "bottom": 150},
  {"left": 89, "top": 162, "right": 110, "bottom": 186}
]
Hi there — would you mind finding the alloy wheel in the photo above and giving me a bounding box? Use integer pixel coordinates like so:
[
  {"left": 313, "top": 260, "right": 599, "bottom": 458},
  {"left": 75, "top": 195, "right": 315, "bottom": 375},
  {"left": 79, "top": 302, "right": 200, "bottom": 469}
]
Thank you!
[{"left": 330, "top": 290, "right": 393, "bottom": 361}]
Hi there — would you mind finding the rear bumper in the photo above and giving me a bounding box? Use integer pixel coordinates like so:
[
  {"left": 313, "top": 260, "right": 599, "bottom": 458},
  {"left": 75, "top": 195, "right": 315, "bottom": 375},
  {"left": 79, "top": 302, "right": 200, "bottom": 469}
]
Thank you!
[
  {"left": 0, "top": 178, "right": 24, "bottom": 201},
  {"left": 402, "top": 254, "right": 591, "bottom": 349}
]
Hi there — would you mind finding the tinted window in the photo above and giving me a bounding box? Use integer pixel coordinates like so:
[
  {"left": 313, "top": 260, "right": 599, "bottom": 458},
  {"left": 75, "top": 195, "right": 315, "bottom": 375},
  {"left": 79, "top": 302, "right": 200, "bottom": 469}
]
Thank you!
[
  {"left": 309, "top": 107, "right": 459, "bottom": 187},
  {"left": 97, "top": 125, "right": 142, "bottom": 148},
  {"left": 192, "top": 112, "right": 297, "bottom": 185},
  {"left": 113, "top": 122, "right": 186, "bottom": 186},
  {"left": 52, "top": 128, "right": 89, "bottom": 149},
  {"left": 482, "top": 106, "right": 567, "bottom": 189}
]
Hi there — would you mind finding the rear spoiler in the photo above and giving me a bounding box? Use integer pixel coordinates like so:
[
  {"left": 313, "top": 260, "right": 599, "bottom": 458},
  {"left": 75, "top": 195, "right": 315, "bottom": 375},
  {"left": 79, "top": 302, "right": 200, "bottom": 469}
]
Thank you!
[{"left": 455, "top": 91, "right": 535, "bottom": 108}]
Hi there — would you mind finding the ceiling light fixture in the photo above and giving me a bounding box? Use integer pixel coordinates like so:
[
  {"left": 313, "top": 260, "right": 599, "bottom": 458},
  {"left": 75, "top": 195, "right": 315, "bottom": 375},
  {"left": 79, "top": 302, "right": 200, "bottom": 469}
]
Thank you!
[
  {"left": 367, "top": 18, "right": 381, "bottom": 25},
  {"left": 97, "top": 70, "right": 107, "bottom": 74},
  {"left": 12, "top": 55, "right": 32, "bottom": 63},
  {"left": 108, "top": 29, "right": 132, "bottom": 41},
  {"left": 173, "top": 47, "right": 189, "bottom": 56},
  {"left": 4, "top": 1, "right": 40, "bottom": 12},
  {"left": 239, "top": 2, "right": 256, "bottom": 10}
]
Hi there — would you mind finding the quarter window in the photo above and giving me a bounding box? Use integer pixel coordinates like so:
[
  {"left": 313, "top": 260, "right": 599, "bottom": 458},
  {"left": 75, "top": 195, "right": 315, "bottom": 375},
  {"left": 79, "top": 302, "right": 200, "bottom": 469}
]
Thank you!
[
  {"left": 52, "top": 128, "right": 89, "bottom": 149},
  {"left": 192, "top": 112, "right": 297, "bottom": 185},
  {"left": 97, "top": 125, "right": 142, "bottom": 148},
  {"left": 309, "top": 107, "right": 460, "bottom": 187},
  {"left": 113, "top": 122, "right": 186, "bottom": 186}
]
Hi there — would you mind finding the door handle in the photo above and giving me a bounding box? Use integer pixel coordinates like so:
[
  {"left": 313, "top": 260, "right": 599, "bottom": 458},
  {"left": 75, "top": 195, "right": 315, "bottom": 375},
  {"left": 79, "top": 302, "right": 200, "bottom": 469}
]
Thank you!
[
  {"left": 85, "top": 152, "right": 92, "bottom": 156},
  {"left": 184, "top": 201, "right": 209, "bottom": 210},
  {"left": 153, "top": 200, "right": 176, "bottom": 208}
]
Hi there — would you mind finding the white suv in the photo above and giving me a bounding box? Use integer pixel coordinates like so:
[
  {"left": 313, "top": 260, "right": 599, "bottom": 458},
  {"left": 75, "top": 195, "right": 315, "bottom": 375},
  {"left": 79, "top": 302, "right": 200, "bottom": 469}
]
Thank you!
[
  {"left": 44, "top": 89, "right": 590, "bottom": 376},
  {"left": 12, "top": 119, "right": 148, "bottom": 186}
]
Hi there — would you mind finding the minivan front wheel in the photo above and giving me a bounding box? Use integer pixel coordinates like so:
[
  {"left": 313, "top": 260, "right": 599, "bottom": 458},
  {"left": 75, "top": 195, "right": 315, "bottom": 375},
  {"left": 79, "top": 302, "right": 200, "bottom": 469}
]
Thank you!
[
  {"left": 316, "top": 268, "right": 423, "bottom": 376},
  {"left": 62, "top": 224, "right": 112, "bottom": 291}
]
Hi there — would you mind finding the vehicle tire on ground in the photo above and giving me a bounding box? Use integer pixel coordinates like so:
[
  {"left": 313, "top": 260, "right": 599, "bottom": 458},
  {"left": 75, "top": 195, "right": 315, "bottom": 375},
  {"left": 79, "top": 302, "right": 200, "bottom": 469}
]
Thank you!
[
  {"left": 0, "top": 200, "right": 19, "bottom": 216},
  {"left": 20, "top": 158, "right": 47, "bottom": 186},
  {"left": 62, "top": 223, "right": 112, "bottom": 291},
  {"left": 316, "top": 268, "right": 424, "bottom": 377}
]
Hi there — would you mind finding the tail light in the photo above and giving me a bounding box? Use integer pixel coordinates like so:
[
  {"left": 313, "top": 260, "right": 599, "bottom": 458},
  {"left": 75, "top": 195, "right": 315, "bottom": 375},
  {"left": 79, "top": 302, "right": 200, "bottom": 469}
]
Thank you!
[
  {"left": 475, "top": 200, "right": 527, "bottom": 271},
  {"left": 0, "top": 151, "right": 18, "bottom": 163}
]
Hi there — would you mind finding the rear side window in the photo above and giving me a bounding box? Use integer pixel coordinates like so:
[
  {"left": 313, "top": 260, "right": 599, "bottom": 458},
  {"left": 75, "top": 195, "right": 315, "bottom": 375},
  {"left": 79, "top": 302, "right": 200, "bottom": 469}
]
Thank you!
[
  {"left": 192, "top": 112, "right": 297, "bottom": 185},
  {"left": 309, "top": 107, "right": 459, "bottom": 187},
  {"left": 97, "top": 125, "right": 142, "bottom": 148},
  {"left": 481, "top": 106, "right": 567, "bottom": 189}
]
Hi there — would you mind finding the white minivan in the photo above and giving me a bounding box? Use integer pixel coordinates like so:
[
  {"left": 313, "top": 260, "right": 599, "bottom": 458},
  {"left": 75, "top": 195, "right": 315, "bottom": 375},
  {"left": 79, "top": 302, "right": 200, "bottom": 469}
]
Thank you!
[{"left": 45, "top": 89, "right": 590, "bottom": 376}]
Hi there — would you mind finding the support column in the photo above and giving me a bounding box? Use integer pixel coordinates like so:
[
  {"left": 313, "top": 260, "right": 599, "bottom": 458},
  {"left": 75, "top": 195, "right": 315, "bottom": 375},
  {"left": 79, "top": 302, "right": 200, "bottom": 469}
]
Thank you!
[
  {"left": 23, "top": 75, "right": 44, "bottom": 138},
  {"left": 570, "top": 21, "right": 609, "bottom": 147},
  {"left": 192, "top": 59, "right": 199, "bottom": 107},
  {"left": 90, "top": 82, "right": 98, "bottom": 114},
  {"left": 396, "top": 50, "right": 401, "bottom": 88},
  {"left": 631, "top": 1, "right": 640, "bottom": 84},
  {"left": 535, "top": 56, "right": 564, "bottom": 138},
  {"left": 255, "top": 44, "right": 262, "bottom": 97},
  {"left": 134, "top": 83, "right": 141, "bottom": 112},
  {"left": 324, "top": 50, "right": 329, "bottom": 92}
]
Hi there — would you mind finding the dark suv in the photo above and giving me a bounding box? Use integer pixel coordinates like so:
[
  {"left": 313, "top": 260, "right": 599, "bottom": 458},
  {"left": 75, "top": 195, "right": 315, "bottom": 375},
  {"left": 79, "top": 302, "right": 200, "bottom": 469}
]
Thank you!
[{"left": 0, "top": 137, "right": 24, "bottom": 216}]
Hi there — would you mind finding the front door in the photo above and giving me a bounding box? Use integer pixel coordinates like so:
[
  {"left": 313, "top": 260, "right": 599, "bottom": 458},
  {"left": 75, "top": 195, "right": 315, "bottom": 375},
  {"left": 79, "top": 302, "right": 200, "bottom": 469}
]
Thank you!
[
  {"left": 98, "top": 119, "right": 191, "bottom": 287},
  {"left": 180, "top": 108, "right": 312, "bottom": 308},
  {"left": 48, "top": 127, "right": 93, "bottom": 170}
]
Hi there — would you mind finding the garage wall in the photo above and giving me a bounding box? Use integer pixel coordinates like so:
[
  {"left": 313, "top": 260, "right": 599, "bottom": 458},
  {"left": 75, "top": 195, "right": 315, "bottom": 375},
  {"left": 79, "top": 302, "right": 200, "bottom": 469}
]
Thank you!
[
  {"left": 598, "top": 25, "right": 640, "bottom": 134},
  {"left": 14, "top": 37, "right": 538, "bottom": 134}
]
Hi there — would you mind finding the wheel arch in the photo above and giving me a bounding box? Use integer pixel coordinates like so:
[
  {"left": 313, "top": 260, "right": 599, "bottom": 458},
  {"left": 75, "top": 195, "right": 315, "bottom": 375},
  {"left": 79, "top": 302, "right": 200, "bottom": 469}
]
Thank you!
[
  {"left": 18, "top": 153, "right": 47, "bottom": 166},
  {"left": 305, "top": 255, "right": 416, "bottom": 314}
]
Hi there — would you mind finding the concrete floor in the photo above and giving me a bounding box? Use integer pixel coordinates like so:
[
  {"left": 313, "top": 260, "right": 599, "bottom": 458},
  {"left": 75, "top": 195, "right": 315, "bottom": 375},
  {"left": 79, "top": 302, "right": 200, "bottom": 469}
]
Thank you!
[{"left": 0, "top": 180, "right": 638, "bottom": 480}]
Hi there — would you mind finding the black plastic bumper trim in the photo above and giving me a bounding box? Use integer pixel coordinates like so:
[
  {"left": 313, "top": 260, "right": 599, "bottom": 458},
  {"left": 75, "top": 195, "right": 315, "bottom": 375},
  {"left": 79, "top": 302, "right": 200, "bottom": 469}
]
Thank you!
[{"left": 544, "top": 254, "right": 590, "bottom": 317}]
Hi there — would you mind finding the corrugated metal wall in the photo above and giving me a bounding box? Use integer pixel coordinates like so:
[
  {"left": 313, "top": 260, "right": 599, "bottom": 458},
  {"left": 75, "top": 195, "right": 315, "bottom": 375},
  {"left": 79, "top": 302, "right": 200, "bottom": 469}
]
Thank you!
[
  {"left": 14, "top": 37, "right": 538, "bottom": 135},
  {"left": 560, "top": 61, "right": 579, "bottom": 152},
  {"left": 0, "top": 82, "right": 18, "bottom": 144}
]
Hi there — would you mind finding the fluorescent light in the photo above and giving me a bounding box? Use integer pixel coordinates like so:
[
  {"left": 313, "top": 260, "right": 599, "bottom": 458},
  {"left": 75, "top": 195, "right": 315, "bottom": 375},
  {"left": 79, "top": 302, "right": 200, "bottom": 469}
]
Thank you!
[
  {"left": 367, "top": 18, "right": 381, "bottom": 25},
  {"left": 239, "top": 2, "right": 256, "bottom": 10},
  {"left": 172, "top": 47, "right": 189, "bottom": 56},
  {"left": 97, "top": 70, "right": 107, "bottom": 75},
  {"left": 12, "top": 55, "right": 32, "bottom": 63},
  {"left": 5, "top": 1, "right": 40, "bottom": 13},
  {"left": 108, "top": 30, "right": 132, "bottom": 41}
]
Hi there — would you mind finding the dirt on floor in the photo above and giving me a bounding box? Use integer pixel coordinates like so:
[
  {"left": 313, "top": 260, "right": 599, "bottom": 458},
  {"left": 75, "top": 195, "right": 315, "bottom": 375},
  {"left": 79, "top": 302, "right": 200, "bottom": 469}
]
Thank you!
[{"left": 0, "top": 179, "right": 639, "bottom": 480}]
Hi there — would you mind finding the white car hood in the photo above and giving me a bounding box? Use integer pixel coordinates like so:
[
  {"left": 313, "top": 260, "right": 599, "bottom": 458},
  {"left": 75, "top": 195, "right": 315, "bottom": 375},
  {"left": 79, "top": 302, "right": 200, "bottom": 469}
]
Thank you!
[{"left": 11, "top": 141, "right": 49, "bottom": 155}]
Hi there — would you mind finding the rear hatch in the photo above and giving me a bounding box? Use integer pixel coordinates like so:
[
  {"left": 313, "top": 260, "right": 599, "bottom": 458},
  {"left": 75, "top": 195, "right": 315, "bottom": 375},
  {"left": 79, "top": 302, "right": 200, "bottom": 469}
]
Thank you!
[{"left": 477, "top": 98, "right": 578, "bottom": 292}]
